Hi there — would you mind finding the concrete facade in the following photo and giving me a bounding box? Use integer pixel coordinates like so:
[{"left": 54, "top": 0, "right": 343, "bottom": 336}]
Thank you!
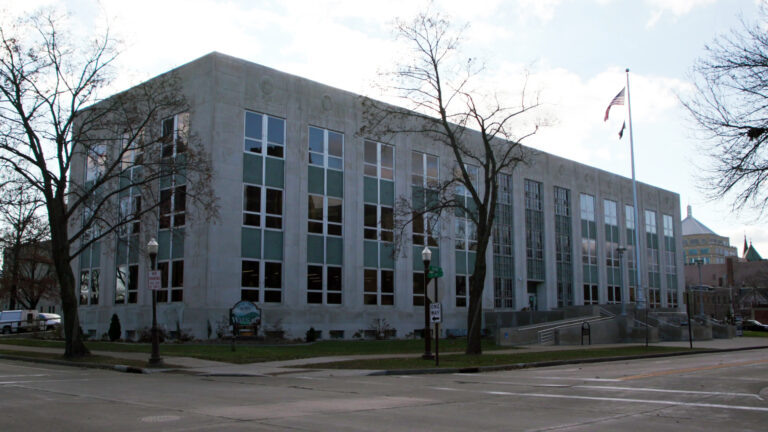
[{"left": 74, "top": 53, "right": 686, "bottom": 340}]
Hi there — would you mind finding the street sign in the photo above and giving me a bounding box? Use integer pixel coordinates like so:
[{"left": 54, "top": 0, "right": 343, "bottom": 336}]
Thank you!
[
  {"left": 427, "top": 266, "right": 444, "bottom": 279},
  {"left": 148, "top": 270, "right": 162, "bottom": 291},
  {"left": 430, "top": 302, "right": 442, "bottom": 323}
]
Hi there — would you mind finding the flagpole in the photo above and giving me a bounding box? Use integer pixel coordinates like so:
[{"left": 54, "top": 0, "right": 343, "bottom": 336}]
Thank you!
[{"left": 626, "top": 68, "right": 647, "bottom": 345}]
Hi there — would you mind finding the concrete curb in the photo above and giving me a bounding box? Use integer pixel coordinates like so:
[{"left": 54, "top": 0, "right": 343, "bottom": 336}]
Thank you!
[
  {"left": 0, "top": 352, "right": 167, "bottom": 374},
  {"left": 2, "top": 344, "right": 767, "bottom": 376},
  {"left": 366, "top": 345, "right": 768, "bottom": 376}
]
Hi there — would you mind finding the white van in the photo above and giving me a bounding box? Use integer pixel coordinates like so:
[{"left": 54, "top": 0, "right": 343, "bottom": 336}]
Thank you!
[{"left": 0, "top": 310, "right": 40, "bottom": 333}]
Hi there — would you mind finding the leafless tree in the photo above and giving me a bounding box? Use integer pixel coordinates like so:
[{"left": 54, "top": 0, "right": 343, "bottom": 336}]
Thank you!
[
  {"left": 0, "top": 174, "right": 51, "bottom": 310},
  {"left": 683, "top": 7, "right": 768, "bottom": 215},
  {"left": 0, "top": 10, "right": 216, "bottom": 357},
  {"left": 361, "top": 10, "right": 540, "bottom": 354}
]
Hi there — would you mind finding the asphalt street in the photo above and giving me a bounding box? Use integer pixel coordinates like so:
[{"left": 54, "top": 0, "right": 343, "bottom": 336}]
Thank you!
[{"left": 1, "top": 348, "right": 766, "bottom": 431}]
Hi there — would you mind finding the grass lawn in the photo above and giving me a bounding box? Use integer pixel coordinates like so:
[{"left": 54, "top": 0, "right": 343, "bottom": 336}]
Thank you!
[
  {"left": 305, "top": 345, "right": 704, "bottom": 370},
  {"left": 742, "top": 330, "right": 768, "bottom": 338},
  {"left": 0, "top": 349, "right": 168, "bottom": 369},
  {"left": 0, "top": 337, "right": 503, "bottom": 364}
]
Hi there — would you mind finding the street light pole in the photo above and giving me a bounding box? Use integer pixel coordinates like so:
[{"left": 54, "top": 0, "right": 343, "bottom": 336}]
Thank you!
[
  {"left": 696, "top": 259, "right": 704, "bottom": 317},
  {"left": 617, "top": 247, "right": 626, "bottom": 316},
  {"left": 421, "top": 246, "right": 433, "bottom": 360},
  {"left": 147, "top": 238, "right": 163, "bottom": 367},
  {"left": 686, "top": 285, "right": 693, "bottom": 349}
]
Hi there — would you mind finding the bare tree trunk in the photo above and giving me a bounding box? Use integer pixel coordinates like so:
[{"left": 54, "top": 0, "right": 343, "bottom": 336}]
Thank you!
[
  {"left": 466, "top": 235, "right": 490, "bottom": 355},
  {"left": 48, "top": 202, "right": 89, "bottom": 358}
]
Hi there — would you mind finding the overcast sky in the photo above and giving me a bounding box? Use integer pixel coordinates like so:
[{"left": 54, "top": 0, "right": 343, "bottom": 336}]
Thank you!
[{"left": 5, "top": 0, "right": 767, "bottom": 256}]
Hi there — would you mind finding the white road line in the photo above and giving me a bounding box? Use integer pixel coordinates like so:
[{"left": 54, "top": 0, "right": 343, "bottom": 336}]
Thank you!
[
  {"left": 0, "top": 374, "right": 48, "bottom": 378},
  {"left": 0, "top": 378, "right": 92, "bottom": 385},
  {"left": 482, "top": 391, "right": 768, "bottom": 413},
  {"left": 492, "top": 382, "right": 570, "bottom": 388},
  {"left": 576, "top": 385, "right": 763, "bottom": 400},
  {"left": 538, "top": 377, "right": 622, "bottom": 382},
  {"left": 429, "top": 386, "right": 768, "bottom": 412}
]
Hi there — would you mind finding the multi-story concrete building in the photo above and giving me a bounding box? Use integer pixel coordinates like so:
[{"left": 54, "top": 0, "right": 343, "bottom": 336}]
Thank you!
[
  {"left": 73, "top": 53, "right": 685, "bottom": 340},
  {"left": 681, "top": 205, "right": 737, "bottom": 265}
]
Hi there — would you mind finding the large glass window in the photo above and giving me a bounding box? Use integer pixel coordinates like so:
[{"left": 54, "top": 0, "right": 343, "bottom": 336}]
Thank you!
[
  {"left": 244, "top": 111, "right": 285, "bottom": 158},
  {"left": 625, "top": 204, "right": 637, "bottom": 302},
  {"left": 364, "top": 140, "right": 395, "bottom": 306},
  {"left": 241, "top": 260, "right": 282, "bottom": 303},
  {"left": 307, "top": 126, "right": 344, "bottom": 305},
  {"left": 605, "top": 199, "right": 620, "bottom": 304},
  {"left": 494, "top": 173, "right": 515, "bottom": 309},
  {"left": 159, "top": 185, "right": 186, "bottom": 230},
  {"left": 156, "top": 259, "right": 183, "bottom": 303},
  {"left": 645, "top": 209, "right": 660, "bottom": 308},
  {"left": 161, "top": 113, "right": 188, "bottom": 158},
  {"left": 525, "top": 180, "right": 544, "bottom": 281},
  {"left": 555, "top": 186, "right": 573, "bottom": 307},
  {"left": 309, "top": 127, "right": 343, "bottom": 169},
  {"left": 412, "top": 151, "right": 439, "bottom": 307}
]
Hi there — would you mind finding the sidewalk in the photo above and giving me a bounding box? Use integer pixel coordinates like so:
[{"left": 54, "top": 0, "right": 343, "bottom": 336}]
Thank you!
[{"left": 1, "top": 337, "right": 767, "bottom": 377}]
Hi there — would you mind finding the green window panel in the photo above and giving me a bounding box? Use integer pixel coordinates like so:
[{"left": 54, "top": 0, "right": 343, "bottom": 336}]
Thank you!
[
  {"left": 454, "top": 195, "right": 465, "bottom": 217},
  {"left": 327, "top": 169, "right": 343, "bottom": 198},
  {"left": 364, "top": 241, "right": 378, "bottom": 268},
  {"left": 265, "top": 158, "right": 284, "bottom": 188},
  {"left": 412, "top": 187, "right": 425, "bottom": 210},
  {"left": 608, "top": 267, "right": 620, "bottom": 285},
  {"left": 116, "top": 239, "right": 128, "bottom": 265},
  {"left": 380, "top": 180, "right": 394, "bottom": 206},
  {"left": 467, "top": 252, "right": 476, "bottom": 274},
  {"left": 308, "top": 166, "right": 324, "bottom": 195},
  {"left": 241, "top": 227, "right": 262, "bottom": 259},
  {"left": 581, "top": 219, "right": 589, "bottom": 236},
  {"left": 80, "top": 248, "right": 91, "bottom": 268},
  {"left": 326, "top": 236, "right": 343, "bottom": 265},
  {"left": 243, "top": 153, "right": 263, "bottom": 185},
  {"left": 413, "top": 246, "right": 423, "bottom": 271},
  {"left": 158, "top": 230, "right": 171, "bottom": 261},
  {"left": 172, "top": 228, "right": 185, "bottom": 259},
  {"left": 666, "top": 274, "right": 677, "bottom": 289},
  {"left": 380, "top": 243, "right": 395, "bottom": 269},
  {"left": 456, "top": 251, "right": 467, "bottom": 274},
  {"left": 426, "top": 189, "right": 440, "bottom": 209},
  {"left": 582, "top": 264, "right": 598, "bottom": 284},
  {"left": 119, "top": 174, "right": 131, "bottom": 193},
  {"left": 128, "top": 236, "right": 139, "bottom": 263},
  {"left": 160, "top": 174, "right": 172, "bottom": 189},
  {"left": 364, "top": 177, "right": 378, "bottom": 204},
  {"left": 263, "top": 230, "right": 283, "bottom": 260},
  {"left": 91, "top": 242, "right": 101, "bottom": 266},
  {"left": 307, "top": 234, "right": 324, "bottom": 264},
  {"left": 79, "top": 246, "right": 89, "bottom": 267},
  {"left": 175, "top": 172, "right": 187, "bottom": 187},
  {"left": 467, "top": 199, "right": 478, "bottom": 218}
]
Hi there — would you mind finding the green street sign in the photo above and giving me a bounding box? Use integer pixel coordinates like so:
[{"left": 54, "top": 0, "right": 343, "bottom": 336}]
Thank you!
[{"left": 427, "top": 266, "right": 444, "bottom": 278}]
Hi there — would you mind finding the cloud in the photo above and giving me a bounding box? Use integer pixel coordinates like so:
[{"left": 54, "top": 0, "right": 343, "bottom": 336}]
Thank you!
[{"left": 645, "top": 0, "right": 717, "bottom": 27}]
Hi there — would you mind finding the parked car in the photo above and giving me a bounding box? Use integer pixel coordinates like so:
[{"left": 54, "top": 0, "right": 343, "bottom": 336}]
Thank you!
[
  {"left": 742, "top": 319, "right": 768, "bottom": 332},
  {"left": 38, "top": 313, "right": 61, "bottom": 330}
]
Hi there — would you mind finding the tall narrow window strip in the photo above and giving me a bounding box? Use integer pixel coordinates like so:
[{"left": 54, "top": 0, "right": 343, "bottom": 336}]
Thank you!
[
  {"left": 363, "top": 140, "right": 395, "bottom": 306},
  {"left": 307, "top": 126, "right": 344, "bottom": 305}
]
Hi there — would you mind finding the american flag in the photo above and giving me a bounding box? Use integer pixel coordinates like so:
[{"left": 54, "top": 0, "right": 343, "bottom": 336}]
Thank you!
[{"left": 604, "top": 88, "right": 625, "bottom": 121}]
